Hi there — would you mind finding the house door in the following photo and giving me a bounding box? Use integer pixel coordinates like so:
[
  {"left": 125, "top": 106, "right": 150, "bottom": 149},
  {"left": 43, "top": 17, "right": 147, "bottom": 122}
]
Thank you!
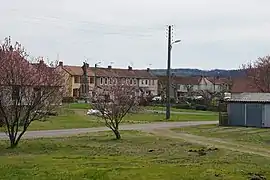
[{"left": 73, "top": 89, "right": 79, "bottom": 97}]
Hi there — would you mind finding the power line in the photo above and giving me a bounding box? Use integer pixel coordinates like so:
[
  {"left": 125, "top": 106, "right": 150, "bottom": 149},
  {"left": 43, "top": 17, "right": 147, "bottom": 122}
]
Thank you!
[{"left": 19, "top": 15, "right": 168, "bottom": 38}]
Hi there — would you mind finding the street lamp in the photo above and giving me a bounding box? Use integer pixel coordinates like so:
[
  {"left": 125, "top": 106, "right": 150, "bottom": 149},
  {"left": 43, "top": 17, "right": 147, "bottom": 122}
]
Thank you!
[
  {"left": 166, "top": 36, "right": 181, "bottom": 120},
  {"left": 171, "top": 40, "right": 181, "bottom": 47}
]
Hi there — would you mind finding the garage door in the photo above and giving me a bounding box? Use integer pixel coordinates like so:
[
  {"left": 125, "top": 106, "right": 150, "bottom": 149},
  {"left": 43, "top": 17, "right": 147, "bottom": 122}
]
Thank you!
[
  {"left": 246, "top": 103, "right": 262, "bottom": 127},
  {"left": 228, "top": 103, "right": 245, "bottom": 126}
]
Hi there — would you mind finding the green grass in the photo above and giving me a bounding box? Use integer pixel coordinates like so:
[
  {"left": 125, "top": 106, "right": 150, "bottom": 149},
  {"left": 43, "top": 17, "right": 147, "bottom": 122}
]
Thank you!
[
  {"left": 27, "top": 111, "right": 217, "bottom": 131},
  {"left": 64, "top": 103, "right": 217, "bottom": 114},
  {"left": 124, "top": 112, "right": 218, "bottom": 122},
  {"left": 0, "top": 131, "right": 269, "bottom": 179},
  {"left": 63, "top": 103, "right": 92, "bottom": 109},
  {"left": 174, "top": 124, "right": 270, "bottom": 146},
  {"left": 28, "top": 108, "right": 103, "bottom": 131},
  {"left": 0, "top": 108, "right": 103, "bottom": 132},
  {"left": 0, "top": 104, "right": 217, "bottom": 132},
  {"left": 146, "top": 105, "right": 217, "bottom": 114}
]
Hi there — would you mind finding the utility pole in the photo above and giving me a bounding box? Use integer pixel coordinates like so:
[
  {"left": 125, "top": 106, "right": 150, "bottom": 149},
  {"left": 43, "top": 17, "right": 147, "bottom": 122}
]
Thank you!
[{"left": 166, "top": 25, "right": 172, "bottom": 120}]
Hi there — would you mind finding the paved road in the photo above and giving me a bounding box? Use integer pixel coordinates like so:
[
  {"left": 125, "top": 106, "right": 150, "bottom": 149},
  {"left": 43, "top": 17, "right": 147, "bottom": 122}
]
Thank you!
[
  {"left": 146, "top": 110, "right": 216, "bottom": 115},
  {"left": 0, "top": 121, "right": 217, "bottom": 140}
]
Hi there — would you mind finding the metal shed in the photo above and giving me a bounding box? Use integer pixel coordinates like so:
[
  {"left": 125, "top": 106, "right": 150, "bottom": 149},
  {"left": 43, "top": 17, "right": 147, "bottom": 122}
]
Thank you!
[{"left": 226, "top": 93, "right": 270, "bottom": 128}]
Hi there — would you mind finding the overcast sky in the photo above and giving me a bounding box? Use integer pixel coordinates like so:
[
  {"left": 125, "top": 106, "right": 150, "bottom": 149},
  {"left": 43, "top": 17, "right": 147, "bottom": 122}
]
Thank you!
[{"left": 1, "top": 0, "right": 270, "bottom": 70}]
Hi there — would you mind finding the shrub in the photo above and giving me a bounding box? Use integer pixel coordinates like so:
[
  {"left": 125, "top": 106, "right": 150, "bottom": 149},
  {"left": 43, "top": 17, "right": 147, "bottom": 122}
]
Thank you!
[
  {"left": 207, "top": 106, "right": 219, "bottom": 112},
  {"left": 194, "top": 104, "right": 207, "bottom": 111},
  {"left": 172, "top": 104, "right": 192, "bottom": 110}
]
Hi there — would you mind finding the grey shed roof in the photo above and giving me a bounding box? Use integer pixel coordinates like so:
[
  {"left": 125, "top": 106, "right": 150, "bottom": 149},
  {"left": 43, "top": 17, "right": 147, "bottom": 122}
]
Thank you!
[{"left": 227, "top": 93, "right": 270, "bottom": 103}]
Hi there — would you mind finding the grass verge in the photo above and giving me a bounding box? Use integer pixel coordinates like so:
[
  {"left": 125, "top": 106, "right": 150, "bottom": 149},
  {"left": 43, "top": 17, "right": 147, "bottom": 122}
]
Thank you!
[
  {"left": 0, "top": 104, "right": 217, "bottom": 132},
  {"left": 28, "top": 108, "right": 103, "bottom": 131},
  {"left": 0, "top": 131, "right": 269, "bottom": 180},
  {"left": 173, "top": 124, "right": 270, "bottom": 146},
  {"left": 146, "top": 105, "right": 217, "bottom": 114},
  {"left": 28, "top": 107, "right": 218, "bottom": 131},
  {"left": 124, "top": 112, "right": 218, "bottom": 122}
]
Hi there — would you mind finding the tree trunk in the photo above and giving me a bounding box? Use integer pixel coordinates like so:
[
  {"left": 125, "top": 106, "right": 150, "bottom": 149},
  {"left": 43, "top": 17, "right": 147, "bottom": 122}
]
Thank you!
[
  {"left": 8, "top": 130, "right": 26, "bottom": 148},
  {"left": 8, "top": 135, "right": 18, "bottom": 149},
  {"left": 113, "top": 129, "right": 121, "bottom": 140}
]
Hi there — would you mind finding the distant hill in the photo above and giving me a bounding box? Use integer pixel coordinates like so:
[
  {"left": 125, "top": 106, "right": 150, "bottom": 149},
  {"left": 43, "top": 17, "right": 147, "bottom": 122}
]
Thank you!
[{"left": 150, "top": 68, "right": 245, "bottom": 77}]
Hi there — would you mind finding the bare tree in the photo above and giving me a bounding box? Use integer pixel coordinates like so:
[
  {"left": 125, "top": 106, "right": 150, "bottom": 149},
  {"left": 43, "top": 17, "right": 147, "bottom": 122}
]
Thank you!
[
  {"left": 184, "top": 84, "right": 194, "bottom": 97},
  {"left": 0, "top": 37, "right": 64, "bottom": 148},
  {"left": 93, "top": 83, "right": 138, "bottom": 139},
  {"left": 221, "top": 77, "right": 234, "bottom": 93},
  {"left": 243, "top": 55, "right": 270, "bottom": 92}
]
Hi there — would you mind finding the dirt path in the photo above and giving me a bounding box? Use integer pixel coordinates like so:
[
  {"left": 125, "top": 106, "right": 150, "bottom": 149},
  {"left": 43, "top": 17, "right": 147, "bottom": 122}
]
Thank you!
[
  {"left": 149, "top": 129, "right": 270, "bottom": 157},
  {"left": 0, "top": 121, "right": 217, "bottom": 140}
]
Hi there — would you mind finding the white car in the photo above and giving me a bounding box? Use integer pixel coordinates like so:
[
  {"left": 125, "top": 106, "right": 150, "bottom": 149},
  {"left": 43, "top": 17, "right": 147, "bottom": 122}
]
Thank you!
[
  {"left": 86, "top": 109, "right": 101, "bottom": 116},
  {"left": 86, "top": 109, "right": 109, "bottom": 116},
  {"left": 152, "top": 96, "right": 162, "bottom": 101}
]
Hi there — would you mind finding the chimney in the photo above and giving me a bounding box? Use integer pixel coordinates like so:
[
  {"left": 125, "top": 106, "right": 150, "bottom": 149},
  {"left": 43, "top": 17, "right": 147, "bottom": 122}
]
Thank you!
[
  {"left": 108, "top": 65, "right": 112, "bottom": 69},
  {"left": 84, "top": 62, "right": 89, "bottom": 68},
  {"left": 128, "top": 66, "right": 132, "bottom": 70},
  {"left": 59, "top": 61, "right": 63, "bottom": 67},
  {"left": 146, "top": 68, "right": 150, "bottom": 72}
]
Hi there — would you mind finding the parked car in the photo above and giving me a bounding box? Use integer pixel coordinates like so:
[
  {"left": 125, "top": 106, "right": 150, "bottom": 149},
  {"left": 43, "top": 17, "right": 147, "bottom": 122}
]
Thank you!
[
  {"left": 86, "top": 109, "right": 110, "bottom": 116},
  {"left": 152, "top": 96, "right": 162, "bottom": 101},
  {"left": 86, "top": 109, "right": 102, "bottom": 116}
]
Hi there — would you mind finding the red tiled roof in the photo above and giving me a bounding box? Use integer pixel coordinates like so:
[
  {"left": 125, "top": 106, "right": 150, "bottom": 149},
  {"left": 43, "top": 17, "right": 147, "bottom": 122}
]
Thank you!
[
  {"left": 62, "top": 65, "right": 157, "bottom": 79},
  {"left": 207, "top": 77, "right": 229, "bottom": 85},
  {"left": 231, "top": 77, "right": 259, "bottom": 93},
  {"left": 157, "top": 76, "right": 201, "bottom": 85},
  {"left": 62, "top": 66, "right": 95, "bottom": 76}
]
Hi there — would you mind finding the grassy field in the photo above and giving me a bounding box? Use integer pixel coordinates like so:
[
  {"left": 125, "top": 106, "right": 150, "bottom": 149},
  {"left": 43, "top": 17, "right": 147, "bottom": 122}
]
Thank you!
[
  {"left": 146, "top": 105, "right": 218, "bottom": 114},
  {"left": 0, "top": 131, "right": 269, "bottom": 180},
  {"left": 0, "top": 104, "right": 218, "bottom": 131},
  {"left": 27, "top": 111, "right": 217, "bottom": 131},
  {"left": 124, "top": 112, "right": 218, "bottom": 122},
  {"left": 64, "top": 103, "right": 92, "bottom": 110},
  {"left": 174, "top": 124, "right": 270, "bottom": 146},
  {"left": 66, "top": 103, "right": 218, "bottom": 114},
  {"left": 28, "top": 108, "right": 103, "bottom": 131},
  {"left": 27, "top": 104, "right": 218, "bottom": 131}
]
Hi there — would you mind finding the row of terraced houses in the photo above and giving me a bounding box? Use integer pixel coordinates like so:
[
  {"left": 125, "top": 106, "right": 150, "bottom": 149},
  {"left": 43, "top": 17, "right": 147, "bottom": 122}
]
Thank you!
[
  {"left": 56, "top": 61, "right": 248, "bottom": 100},
  {"left": 57, "top": 62, "right": 158, "bottom": 98}
]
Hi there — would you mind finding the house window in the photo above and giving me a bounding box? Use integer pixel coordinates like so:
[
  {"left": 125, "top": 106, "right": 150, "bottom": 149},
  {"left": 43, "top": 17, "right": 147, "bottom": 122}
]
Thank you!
[
  {"left": 109, "top": 78, "right": 112, "bottom": 85},
  {"left": 100, "top": 78, "right": 103, "bottom": 85},
  {"left": 130, "top": 79, "right": 133, "bottom": 84},
  {"left": 12, "top": 86, "right": 20, "bottom": 100},
  {"left": 89, "top": 77, "right": 94, "bottom": 84},
  {"left": 134, "top": 79, "right": 137, "bottom": 84},
  {"left": 105, "top": 78, "right": 108, "bottom": 85},
  {"left": 142, "top": 80, "right": 144, "bottom": 85},
  {"left": 145, "top": 80, "right": 148, "bottom": 85},
  {"left": 74, "top": 76, "right": 80, "bottom": 83}
]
